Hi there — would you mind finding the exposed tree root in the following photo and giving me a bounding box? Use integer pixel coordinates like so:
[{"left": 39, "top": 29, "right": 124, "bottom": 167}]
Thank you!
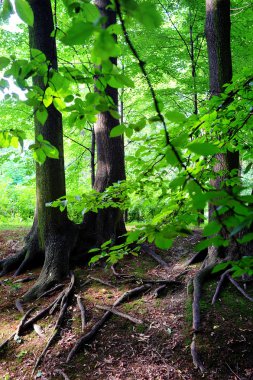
[
  {"left": 212, "top": 269, "right": 231, "bottom": 304},
  {"left": 37, "top": 284, "right": 64, "bottom": 300},
  {"left": 55, "top": 369, "right": 71, "bottom": 380},
  {"left": 66, "top": 283, "right": 152, "bottom": 363},
  {"left": 191, "top": 333, "right": 205, "bottom": 373},
  {"left": 153, "top": 284, "right": 167, "bottom": 298},
  {"left": 95, "top": 305, "right": 144, "bottom": 324},
  {"left": 76, "top": 295, "right": 86, "bottom": 332},
  {"left": 141, "top": 243, "right": 170, "bottom": 269},
  {"left": 228, "top": 275, "right": 253, "bottom": 302},
  {"left": 186, "top": 249, "right": 208, "bottom": 266},
  {"left": 33, "top": 273, "right": 75, "bottom": 373},
  {"left": 88, "top": 275, "right": 117, "bottom": 288}
]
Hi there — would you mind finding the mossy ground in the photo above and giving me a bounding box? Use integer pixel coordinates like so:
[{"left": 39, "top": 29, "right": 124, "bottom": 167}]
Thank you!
[{"left": 0, "top": 228, "right": 252, "bottom": 379}]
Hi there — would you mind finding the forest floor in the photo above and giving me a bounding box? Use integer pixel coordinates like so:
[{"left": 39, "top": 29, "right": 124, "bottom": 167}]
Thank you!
[{"left": 0, "top": 228, "right": 253, "bottom": 380}]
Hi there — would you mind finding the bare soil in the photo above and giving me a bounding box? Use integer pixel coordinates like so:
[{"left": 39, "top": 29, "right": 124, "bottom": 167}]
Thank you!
[{"left": 0, "top": 228, "right": 253, "bottom": 380}]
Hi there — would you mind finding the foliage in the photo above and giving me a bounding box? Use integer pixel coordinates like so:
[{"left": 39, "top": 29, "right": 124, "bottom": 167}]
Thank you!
[{"left": 0, "top": 0, "right": 253, "bottom": 272}]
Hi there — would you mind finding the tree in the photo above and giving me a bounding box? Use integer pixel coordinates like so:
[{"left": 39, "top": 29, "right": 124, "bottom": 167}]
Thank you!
[
  {"left": 0, "top": 0, "right": 76, "bottom": 299},
  {"left": 205, "top": 0, "right": 240, "bottom": 263},
  {"left": 81, "top": 0, "right": 126, "bottom": 247}
]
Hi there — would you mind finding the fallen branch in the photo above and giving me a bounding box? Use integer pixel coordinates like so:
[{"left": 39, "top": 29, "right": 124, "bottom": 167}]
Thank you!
[
  {"left": 228, "top": 275, "right": 253, "bottom": 302},
  {"left": 95, "top": 305, "right": 143, "bottom": 324},
  {"left": 76, "top": 295, "right": 86, "bottom": 332},
  {"left": 212, "top": 269, "right": 231, "bottom": 305},
  {"left": 111, "top": 265, "right": 134, "bottom": 279},
  {"left": 66, "top": 283, "right": 152, "bottom": 363},
  {"left": 141, "top": 243, "right": 170, "bottom": 269}
]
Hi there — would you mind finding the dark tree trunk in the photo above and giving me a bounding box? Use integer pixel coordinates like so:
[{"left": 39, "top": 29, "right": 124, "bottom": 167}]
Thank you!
[
  {"left": 205, "top": 0, "right": 240, "bottom": 263},
  {"left": 81, "top": 0, "right": 126, "bottom": 247},
  {"left": 23, "top": 0, "right": 76, "bottom": 299}
]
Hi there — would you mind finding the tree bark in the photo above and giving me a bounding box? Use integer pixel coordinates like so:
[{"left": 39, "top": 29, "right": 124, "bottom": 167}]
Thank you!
[
  {"left": 23, "top": 0, "right": 76, "bottom": 299},
  {"left": 82, "top": 0, "right": 126, "bottom": 247},
  {"left": 205, "top": 0, "right": 240, "bottom": 262}
]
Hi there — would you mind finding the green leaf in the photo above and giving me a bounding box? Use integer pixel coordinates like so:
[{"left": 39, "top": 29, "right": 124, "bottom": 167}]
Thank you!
[
  {"left": 42, "top": 141, "right": 59, "bottom": 159},
  {"left": 212, "top": 261, "right": 231, "bottom": 274},
  {"left": 36, "top": 106, "right": 48, "bottom": 125},
  {"left": 154, "top": 235, "right": 173, "bottom": 249},
  {"left": 0, "top": 57, "right": 10, "bottom": 70},
  {"left": 110, "top": 124, "right": 125, "bottom": 137},
  {"left": 203, "top": 221, "right": 221, "bottom": 236},
  {"left": 166, "top": 111, "right": 186, "bottom": 124},
  {"left": 62, "top": 21, "right": 95, "bottom": 45},
  {"left": 187, "top": 142, "right": 220, "bottom": 156},
  {"left": 14, "top": 0, "right": 34, "bottom": 26},
  {"left": 1, "top": 0, "right": 14, "bottom": 21}
]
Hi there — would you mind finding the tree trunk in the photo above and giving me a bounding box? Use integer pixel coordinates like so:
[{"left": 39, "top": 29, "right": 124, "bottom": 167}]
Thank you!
[
  {"left": 23, "top": 0, "right": 76, "bottom": 299},
  {"left": 81, "top": 0, "right": 126, "bottom": 247},
  {"left": 205, "top": 0, "right": 240, "bottom": 263}
]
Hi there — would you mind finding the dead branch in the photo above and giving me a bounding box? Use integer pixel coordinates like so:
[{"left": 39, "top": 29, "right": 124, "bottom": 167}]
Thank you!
[
  {"left": 76, "top": 295, "right": 86, "bottom": 331},
  {"left": 228, "top": 275, "right": 253, "bottom": 302},
  {"left": 141, "top": 243, "right": 170, "bottom": 269},
  {"left": 66, "top": 283, "right": 152, "bottom": 363},
  {"left": 95, "top": 305, "right": 143, "bottom": 324},
  {"left": 88, "top": 275, "right": 117, "bottom": 288},
  {"left": 212, "top": 269, "right": 231, "bottom": 304},
  {"left": 111, "top": 265, "right": 134, "bottom": 279}
]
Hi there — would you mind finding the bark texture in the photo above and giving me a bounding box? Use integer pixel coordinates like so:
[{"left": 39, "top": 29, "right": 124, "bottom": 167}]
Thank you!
[
  {"left": 82, "top": 0, "right": 126, "bottom": 247},
  {"left": 205, "top": 0, "right": 239, "bottom": 263},
  {"left": 23, "top": 0, "right": 75, "bottom": 299}
]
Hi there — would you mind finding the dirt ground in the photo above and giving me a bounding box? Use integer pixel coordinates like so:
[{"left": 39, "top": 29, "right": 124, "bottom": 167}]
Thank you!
[{"left": 0, "top": 228, "right": 253, "bottom": 380}]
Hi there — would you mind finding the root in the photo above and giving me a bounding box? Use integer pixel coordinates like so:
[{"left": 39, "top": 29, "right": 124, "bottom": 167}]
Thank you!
[
  {"left": 186, "top": 249, "right": 208, "bottom": 266},
  {"left": 76, "top": 295, "right": 86, "bottom": 332},
  {"left": 66, "top": 283, "right": 152, "bottom": 363},
  {"left": 192, "top": 264, "right": 215, "bottom": 332},
  {"left": 95, "top": 304, "right": 144, "bottom": 324},
  {"left": 191, "top": 334, "right": 205, "bottom": 373},
  {"left": 88, "top": 275, "right": 117, "bottom": 288},
  {"left": 141, "top": 243, "right": 170, "bottom": 269},
  {"left": 228, "top": 275, "right": 253, "bottom": 302},
  {"left": 0, "top": 248, "right": 27, "bottom": 277},
  {"left": 212, "top": 269, "right": 231, "bottom": 304},
  {"left": 33, "top": 273, "right": 75, "bottom": 373}
]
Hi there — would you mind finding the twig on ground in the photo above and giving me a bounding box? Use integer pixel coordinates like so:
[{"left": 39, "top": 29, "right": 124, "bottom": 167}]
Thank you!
[
  {"left": 76, "top": 295, "right": 86, "bottom": 331},
  {"left": 95, "top": 305, "right": 144, "bottom": 324},
  {"left": 66, "top": 283, "right": 152, "bottom": 363}
]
